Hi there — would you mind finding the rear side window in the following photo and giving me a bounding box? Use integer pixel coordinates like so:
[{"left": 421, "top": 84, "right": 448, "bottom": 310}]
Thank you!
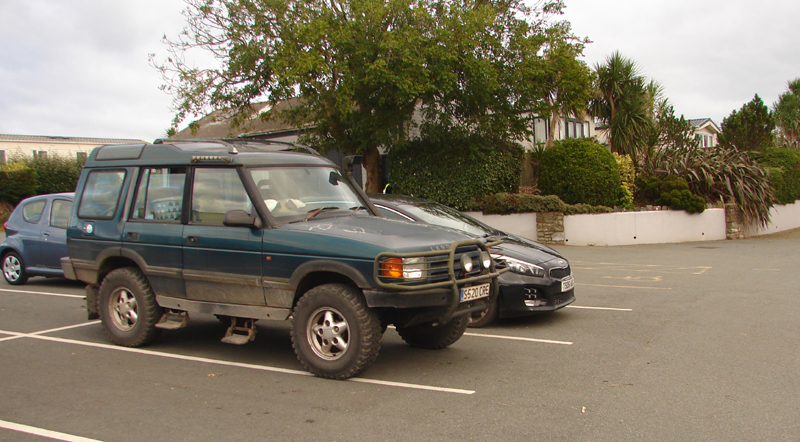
[
  {"left": 22, "top": 200, "right": 46, "bottom": 223},
  {"left": 50, "top": 199, "right": 73, "bottom": 229},
  {"left": 78, "top": 170, "right": 126, "bottom": 219},
  {"left": 131, "top": 167, "right": 186, "bottom": 222}
]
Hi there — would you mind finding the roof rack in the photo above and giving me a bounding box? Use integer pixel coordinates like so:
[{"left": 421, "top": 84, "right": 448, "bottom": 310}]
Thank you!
[{"left": 153, "top": 138, "right": 320, "bottom": 156}]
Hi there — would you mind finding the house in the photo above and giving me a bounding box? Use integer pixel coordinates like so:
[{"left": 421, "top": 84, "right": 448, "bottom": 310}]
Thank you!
[
  {"left": 0, "top": 134, "right": 148, "bottom": 164},
  {"left": 689, "top": 118, "right": 720, "bottom": 148},
  {"left": 170, "top": 100, "right": 307, "bottom": 143}
]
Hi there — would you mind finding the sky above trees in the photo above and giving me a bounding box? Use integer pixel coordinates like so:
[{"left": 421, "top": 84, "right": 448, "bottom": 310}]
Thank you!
[{"left": 1, "top": 0, "right": 798, "bottom": 141}]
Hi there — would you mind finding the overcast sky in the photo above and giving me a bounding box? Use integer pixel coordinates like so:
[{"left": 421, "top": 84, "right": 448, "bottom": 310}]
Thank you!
[{"left": 1, "top": 0, "right": 798, "bottom": 141}]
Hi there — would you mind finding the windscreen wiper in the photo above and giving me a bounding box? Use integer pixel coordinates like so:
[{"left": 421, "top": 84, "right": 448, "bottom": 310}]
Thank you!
[{"left": 304, "top": 207, "right": 341, "bottom": 221}]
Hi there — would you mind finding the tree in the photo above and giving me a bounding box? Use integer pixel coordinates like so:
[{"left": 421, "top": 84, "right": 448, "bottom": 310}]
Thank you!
[
  {"left": 590, "top": 51, "right": 657, "bottom": 163},
  {"left": 536, "top": 24, "right": 594, "bottom": 146},
  {"left": 773, "top": 78, "right": 800, "bottom": 148},
  {"left": 154, "top": 0, "right": 577, "bottom": 192},
  {"left": 718, "top": 94, "right": 775, "bottom": 152},
  {"left": 639, "top": 100, "right": 699, "bottom": 176}
]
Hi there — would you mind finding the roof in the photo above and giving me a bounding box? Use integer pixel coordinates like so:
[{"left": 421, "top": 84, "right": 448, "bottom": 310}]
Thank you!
[
  {"left": 688, "top": 118, "right": 721, "bottom": 133},
  {"left": 0, "top": 134, "right": 148, "bottom": 145},
  {"left": 170, "top": 98, "right": 310, "bottom": 140},
  {"left": 83, "top": 139, "right": 330, "bottom": 169}
]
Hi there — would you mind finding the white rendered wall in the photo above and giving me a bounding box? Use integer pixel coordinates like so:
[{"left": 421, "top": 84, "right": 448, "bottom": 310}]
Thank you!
[
  {"left": 463, "top": 211, "right": 538, "bottom": 241},
  {"left": 746, "top": 201, "right": 800, "bottom": 236},
  {"left": 563, "top": 209, "right": 727, "bottom": 246}
]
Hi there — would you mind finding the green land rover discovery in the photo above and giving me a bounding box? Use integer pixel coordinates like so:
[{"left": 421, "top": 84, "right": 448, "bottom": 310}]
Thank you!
[{"left": 61, "top": 139, "right": 503, "bottom": 379}]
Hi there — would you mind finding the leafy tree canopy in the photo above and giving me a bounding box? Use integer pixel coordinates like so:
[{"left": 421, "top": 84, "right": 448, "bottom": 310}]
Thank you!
[
  {"left": 154, "top": 0, "right": 586, "bottom": 192},
  {"left": 773, "top": 78, "right": 800, "bottom": 148},
  {"left": 719, "top": 94, "right": 775, "bottom": 152}
]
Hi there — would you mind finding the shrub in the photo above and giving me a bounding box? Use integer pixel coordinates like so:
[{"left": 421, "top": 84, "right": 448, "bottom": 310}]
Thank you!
[
  {"left": 468, "top": 192, "right": 614, "bottom": 215},
  {"left": 388, "top": 127, "right": 523, "bottom": 209},
  {"left": 23, "top": 154, "right": 83, "bottom": 195},
  {"left": 635, "top": 174, "right": 706, "bottom": 213},
  {"left": 538, "top": 139, "right": 624, "bottom": 207},
  {"left": 0, "top": 162, "right": 38, "bottom": 206},
  {"left": 755, "top": 147, "right": 800, "bottom": 204}
]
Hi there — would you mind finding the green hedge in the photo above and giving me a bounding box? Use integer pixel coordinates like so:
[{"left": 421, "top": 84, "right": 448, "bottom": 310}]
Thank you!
[
  {"left": 635, "top": 174, "right": 706, "bottom": 213},
  {"left": 756, "top": 148, "right": 800, "bottom": 204},
  {"left": 468, "top": 192, "right": 615, "bottom": 215},
  {"left": 538, "top": 139, "right": 624, "bottom": 207},
  {"left": 24, "top": 154, "right": 83, "bottom": 195},
  {"left": 388, "top": 128, "right": 523, "bottom": 209},
  {"left": 0, "top": 162, "right": 38, "bottom": 206}
]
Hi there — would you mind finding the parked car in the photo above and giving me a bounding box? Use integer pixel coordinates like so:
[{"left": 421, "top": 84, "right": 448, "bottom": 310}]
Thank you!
[
  {"left": 369, "top": 194, "right": 574, "bottom": 327},
  {"left": 61, "top": 139, "right": 503, "bottom": 379},
  {"left": 1, "top": 193, "right": 75, "bottom": 285}
]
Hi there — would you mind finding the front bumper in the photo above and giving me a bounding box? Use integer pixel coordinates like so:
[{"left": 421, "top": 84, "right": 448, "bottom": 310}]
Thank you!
[{"left": 497, "top": 273, "right": 575, "bottom": 318}]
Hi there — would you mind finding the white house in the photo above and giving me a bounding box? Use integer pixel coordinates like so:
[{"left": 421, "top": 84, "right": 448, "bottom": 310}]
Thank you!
[
  {"left": 689, "top": 118, "right": 720, "bottom": 148},
  {"left": 0, "top": 134, "right": 148, "bottom": 163}
]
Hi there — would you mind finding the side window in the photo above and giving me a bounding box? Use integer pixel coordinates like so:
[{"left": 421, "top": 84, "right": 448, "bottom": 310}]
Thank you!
[
  {"left": 131, "top": 167, "right": 186, "bottom": 222},
  {"left": 77, "top": 170, "right": 126, "bottom": 219},
  {"left": 49, "top": 199, "right": 73, "bottom": 229},
  {"left": 22, "top": 200, "right": 46, "bottom": 224},
  {"left": 191, "top": 168, "right": 251, "bottom": 224}
]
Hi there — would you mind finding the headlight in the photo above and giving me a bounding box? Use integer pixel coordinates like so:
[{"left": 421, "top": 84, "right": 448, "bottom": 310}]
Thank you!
[
  {"left": 480, "top": 251, "right": 492, "bottom": 269},
  {"left": 380, "top": 257, "right": 427, "bottom": 279},
  {"left": 460, "top": 254, "right": 474, "bottom": 273},
  {"left": 491, "top": 254, "right": 545, "bottom": 277}
]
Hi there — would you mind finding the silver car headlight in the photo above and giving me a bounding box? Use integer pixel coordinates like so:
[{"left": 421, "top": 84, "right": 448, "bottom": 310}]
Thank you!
[{"left": 491, "top": 254, "right": 545, "bottom": 277}]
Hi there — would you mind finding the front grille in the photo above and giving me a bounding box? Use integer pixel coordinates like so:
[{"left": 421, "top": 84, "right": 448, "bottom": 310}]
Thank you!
[
  {"left": 549, "top": 266, "right": 571, "bottom": 280},
  {"left": 551, "top": 291, "right": 574, "bottom": 306}
]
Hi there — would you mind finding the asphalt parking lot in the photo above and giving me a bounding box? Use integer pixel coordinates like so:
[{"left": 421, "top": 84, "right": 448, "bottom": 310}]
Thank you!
[{"left": 2, "top": 233, "right": 799, "bottom": 442}]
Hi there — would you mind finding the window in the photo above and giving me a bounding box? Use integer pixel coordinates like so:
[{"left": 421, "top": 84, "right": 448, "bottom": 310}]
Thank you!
[
  {"left": 22, "top": 200, "right": 46, "bottom": 223},
  {"left": 131, "top": 167, "right": 186, "bottom": 222},
  {"left": 191, "top": 168, "right": 251, "bottom": 223},
  {"left": 78, "top": 170, "right": 126, "bottom": 219},
  {"left": 50, "top": 199, "right": 73, "bottom": 229}
]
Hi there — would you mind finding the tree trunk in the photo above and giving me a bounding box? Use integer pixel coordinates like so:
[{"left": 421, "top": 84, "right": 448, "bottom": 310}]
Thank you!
[{"left": 362, "top": 146, "right": 383, "bottom": 193}]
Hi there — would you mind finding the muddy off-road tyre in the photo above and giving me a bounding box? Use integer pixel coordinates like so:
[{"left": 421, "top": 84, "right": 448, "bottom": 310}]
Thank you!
[
  {"left": 291, "top": 284, "right": 382, "bottom": 380},
  {"left": 98, "top": 267, "right": 163, "bottom": 347},
  {"left": 396, "top": 316, "right": 469, "bottom": 349}
]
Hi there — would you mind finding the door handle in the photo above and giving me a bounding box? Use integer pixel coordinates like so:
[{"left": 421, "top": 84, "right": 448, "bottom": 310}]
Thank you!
[
  {"left": 126, "top": 232, "right": 139, "bottom": 241},
  {"left": 187, "top": 236, "right": 200, "bottom": 245}
]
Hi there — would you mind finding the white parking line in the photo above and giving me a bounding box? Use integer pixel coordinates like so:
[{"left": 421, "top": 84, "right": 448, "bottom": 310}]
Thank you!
[
  {"left": 566, "top": 305, "right": 633, "bottom": 312},
  {"left": 576, "top": 283, "right": 672, "bottom": 290},
  {"left": 0, "top": 327, "right": 475, "bottom": 395},
  {"left": 0, "top": 419, "right": 103, "bottom": 442},
  {"left": 0, "top": 321, "right": 99, "bottom": 343},
  {"left": 463, "top": 332, "right": 572, "bottom": 345},
  {"left": 0, "top": 288, "right": 83, "bottom": 298}
]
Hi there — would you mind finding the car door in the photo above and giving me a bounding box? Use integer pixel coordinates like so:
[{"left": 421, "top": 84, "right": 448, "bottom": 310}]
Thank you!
[
  {"left": 17, "top": 198, "right": 48, "bottom": 267},
  {"left": 38, "top": 197, "right": 73, "bottom": 269},
  {"left": 182, "top": 167, "right": 266, "bottom": 306},
  {"left": 122, "top": 167, "right": 187, "bottom": 297}
]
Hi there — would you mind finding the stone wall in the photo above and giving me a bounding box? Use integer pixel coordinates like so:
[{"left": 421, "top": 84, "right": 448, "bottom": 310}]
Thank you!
[{"left": 537, "top": 212, "right": 565, "bottom": 245}]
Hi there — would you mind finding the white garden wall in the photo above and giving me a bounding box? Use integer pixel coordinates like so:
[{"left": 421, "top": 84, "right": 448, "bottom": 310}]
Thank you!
[
  {"left": 463, "top": 211, "right": 538, "bottom": 241},
  {"left": 745, "top": 201, "right": 800, "bottom": 237},
  {"left": 562, "top": 209, "right": 726, "bottom": 246}
]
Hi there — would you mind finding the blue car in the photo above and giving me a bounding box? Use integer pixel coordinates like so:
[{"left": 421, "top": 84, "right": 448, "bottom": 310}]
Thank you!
[
  {"left": 1, "top": 193, "right": 74, "bottom": 285},
  {"left": 370, "top": 194, "right": 575, "bottom": 327}
]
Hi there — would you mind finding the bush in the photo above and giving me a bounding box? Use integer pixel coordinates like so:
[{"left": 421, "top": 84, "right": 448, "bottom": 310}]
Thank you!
[
  {"left": 634, "top": 174, "right": 705, "bottom": 213},
  {"left": 468, "top": 192, "right": 614, "bottom": 215},
  {"left": 388, "top": 127, "right": 523, "bottom": 209},
  {"left": 0, "top": 162, "right": 38, "bottom": 206},
  {"left": 538, "top": 139, "right": 624, "bottom": 207},
  {"left": 756, "top": 147, "right": 800, "bottom": 204},
  {"left": 23, "top": 154, "right": 83, "bottom": 195}
]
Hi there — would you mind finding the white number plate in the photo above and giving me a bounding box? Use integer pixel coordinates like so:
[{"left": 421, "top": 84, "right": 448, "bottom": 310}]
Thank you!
[
  {"left": 561, "top": 276, "right": 574, "bottom": 292},
  {"left": 460, "top": 283, "right": 491, "bottom": 302}
]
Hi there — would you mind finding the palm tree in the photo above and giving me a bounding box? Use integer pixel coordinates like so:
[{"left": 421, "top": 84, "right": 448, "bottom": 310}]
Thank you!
[{"left": 590, "top": 52, "right": 656, "bottom": 163}]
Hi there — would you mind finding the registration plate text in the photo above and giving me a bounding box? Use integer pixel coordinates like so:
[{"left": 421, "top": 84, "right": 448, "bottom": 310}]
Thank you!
[
  {"left": 460, "top": 283, "right": 491, "bottom": 302},
  {"left": 561, "top": 276, "right": 574, "bottom": 292}
]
